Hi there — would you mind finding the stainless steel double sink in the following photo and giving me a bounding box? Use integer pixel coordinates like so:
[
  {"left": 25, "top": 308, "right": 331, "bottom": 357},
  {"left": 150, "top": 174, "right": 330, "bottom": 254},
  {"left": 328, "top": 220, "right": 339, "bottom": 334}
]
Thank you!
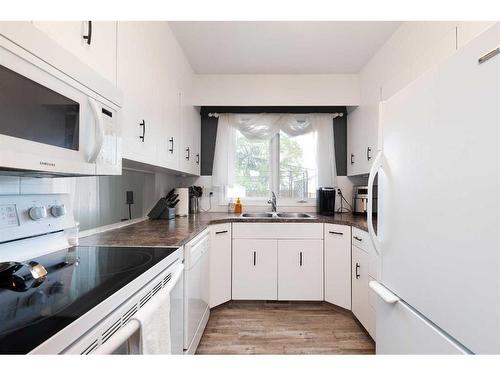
[{"left": 240, "top": 212, "right": 313, "bottom": 219}]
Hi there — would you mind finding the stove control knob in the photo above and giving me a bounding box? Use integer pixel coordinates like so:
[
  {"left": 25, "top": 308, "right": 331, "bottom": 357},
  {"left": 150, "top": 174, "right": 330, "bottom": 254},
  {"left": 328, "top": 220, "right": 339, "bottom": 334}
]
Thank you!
[
  {"left": 27, "top": 290, "right": 47, "bottom": 306},
  {"left": 50, "top": 205, "right": 66, "bottom": 218},
  {"left": 29, "top": 206, "right": 47, "bottom": 221}
]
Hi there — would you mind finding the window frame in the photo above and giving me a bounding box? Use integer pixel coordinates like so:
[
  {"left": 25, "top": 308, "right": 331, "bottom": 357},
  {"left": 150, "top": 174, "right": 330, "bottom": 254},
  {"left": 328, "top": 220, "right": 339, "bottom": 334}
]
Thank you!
[{"left": 221, "top": 132, "right": 317, "bottom": 207}]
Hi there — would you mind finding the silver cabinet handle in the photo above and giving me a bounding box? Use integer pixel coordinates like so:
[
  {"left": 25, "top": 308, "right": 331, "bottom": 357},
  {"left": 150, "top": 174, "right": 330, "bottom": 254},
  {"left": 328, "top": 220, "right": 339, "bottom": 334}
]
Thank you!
[
  {"left": 355, "top": 263, "right": 360, "bottom": 279},
  {"left": 329, "top": 231, "right": 343, "bottom": 235},
  {"left": 253, "top": 251, "right": 256, "bottom": 266},
  {"left": 367, "top": 147, "right": 372, "bottom": 161},
  {"left": 350, "top": 153, "right": 355, "bottom": 165},
  {"left": 215, "top": 230, "right": 228, "bottom": 235},
  {"left": 299, "top": 251, "right": 303, "bottom": 266},
  {"left": 353, "top": 236, "right": 362, "bottom": 242}
]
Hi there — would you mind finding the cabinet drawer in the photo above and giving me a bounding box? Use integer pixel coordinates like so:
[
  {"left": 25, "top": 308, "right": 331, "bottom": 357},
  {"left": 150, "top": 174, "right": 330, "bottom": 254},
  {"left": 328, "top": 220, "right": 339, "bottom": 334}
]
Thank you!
[
  {"left": 351, "top": 227, "right": 371, "bottom": 251},
  {"left": 233, "top": 222, "right": 323, "bottom": 239}
]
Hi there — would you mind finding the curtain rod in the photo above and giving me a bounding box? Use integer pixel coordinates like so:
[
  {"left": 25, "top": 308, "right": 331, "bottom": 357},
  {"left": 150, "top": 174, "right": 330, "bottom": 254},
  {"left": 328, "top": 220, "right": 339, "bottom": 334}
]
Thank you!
[{"left": 208, "top": 112, "right": 344, "bottom": 118}]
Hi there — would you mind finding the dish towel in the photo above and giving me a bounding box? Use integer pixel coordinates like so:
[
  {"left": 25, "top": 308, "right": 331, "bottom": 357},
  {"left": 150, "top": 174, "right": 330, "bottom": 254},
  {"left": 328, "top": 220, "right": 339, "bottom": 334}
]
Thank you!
[{"left": 133, "top": 284, "right": 172, "bottom": 354}]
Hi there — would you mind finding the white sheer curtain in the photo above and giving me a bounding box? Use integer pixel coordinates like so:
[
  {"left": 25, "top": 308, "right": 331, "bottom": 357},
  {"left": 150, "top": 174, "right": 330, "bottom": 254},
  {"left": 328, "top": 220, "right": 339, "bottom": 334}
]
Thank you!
[{"left": 212, "top": 113, "right": 340, "bottom": 190}]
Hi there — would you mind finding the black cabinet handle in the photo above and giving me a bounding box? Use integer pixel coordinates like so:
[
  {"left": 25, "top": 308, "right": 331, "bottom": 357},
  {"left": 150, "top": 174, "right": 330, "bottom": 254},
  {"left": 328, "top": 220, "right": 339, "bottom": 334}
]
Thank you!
[
  {"left": 350, "top": 153, "right": 355, "bottom": 165},
  {"left": 355, "top": 263, "right": 360, "bottom": 279},
  {"left": 367, "top": 147, "right": 372, "bottom": 161},
  {"left": 253, "top": 251, "right": 256, "bottom": 266},
  {"left": 83, "top": 21, "right": 92, "bottom": 45},
  {"left": 139, "top": 120, "right": 145, "bottom": 142},
  {"left": 299, "top": 251, "right": 303, "bottom": 267},
  {"left": 196, "top": 153, "right": 200, "bottom": 165},
  {"left": 185, "top": 147, "right": 190, "bottom": 160},
  {"left": 215, "top": 230, "right": 228, "bottom": 235},
  {"left": 168, "top": 137, "right": 174, "bottom": 153},
  {"left": 329, "top": 231, "right": 343, "bottom": 235},
  {"left": 353, "top": 236, "right": 362, "bottom": 242}
]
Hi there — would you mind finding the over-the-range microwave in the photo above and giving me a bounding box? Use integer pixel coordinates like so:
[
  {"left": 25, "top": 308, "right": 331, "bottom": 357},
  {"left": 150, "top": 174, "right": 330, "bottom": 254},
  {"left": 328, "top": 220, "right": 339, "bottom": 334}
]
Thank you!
[{"left": 0, "top": 22, "right": 122, "bottom": 177}]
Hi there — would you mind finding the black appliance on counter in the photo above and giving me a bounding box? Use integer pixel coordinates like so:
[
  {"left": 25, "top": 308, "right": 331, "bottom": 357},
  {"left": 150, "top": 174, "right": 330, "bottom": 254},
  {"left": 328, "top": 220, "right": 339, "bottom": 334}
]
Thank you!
[{"left": 316, "top": 187, "right": 336, "bottom": 216}]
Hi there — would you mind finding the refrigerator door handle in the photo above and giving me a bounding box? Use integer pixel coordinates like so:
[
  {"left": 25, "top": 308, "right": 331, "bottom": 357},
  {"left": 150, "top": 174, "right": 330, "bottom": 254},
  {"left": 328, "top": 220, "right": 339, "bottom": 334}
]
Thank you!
[
  {"left": 369, "top": 280, "right": 400, "bottom": 304},
  {"left": 368, "top": 151, "right": 383, "bottom": 255}
]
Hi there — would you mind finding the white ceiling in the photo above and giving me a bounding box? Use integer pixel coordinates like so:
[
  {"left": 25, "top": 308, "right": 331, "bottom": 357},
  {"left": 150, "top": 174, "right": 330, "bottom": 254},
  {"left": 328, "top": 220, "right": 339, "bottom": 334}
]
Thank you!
[{"left": 168, "top": 21, "right": 401, "bottom": 74}]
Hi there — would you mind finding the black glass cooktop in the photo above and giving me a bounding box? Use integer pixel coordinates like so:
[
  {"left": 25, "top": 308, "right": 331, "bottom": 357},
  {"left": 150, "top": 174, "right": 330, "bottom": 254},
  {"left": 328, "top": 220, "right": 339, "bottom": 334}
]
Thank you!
[{"left": 0, "top": 246, "right": 178, "bottom": 354}]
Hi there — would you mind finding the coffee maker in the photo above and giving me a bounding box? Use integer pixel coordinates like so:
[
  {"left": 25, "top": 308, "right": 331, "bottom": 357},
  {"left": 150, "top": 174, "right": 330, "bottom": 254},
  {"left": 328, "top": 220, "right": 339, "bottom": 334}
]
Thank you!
[{"left": 316, "top": 187, "right": 336, "bottom": 216}]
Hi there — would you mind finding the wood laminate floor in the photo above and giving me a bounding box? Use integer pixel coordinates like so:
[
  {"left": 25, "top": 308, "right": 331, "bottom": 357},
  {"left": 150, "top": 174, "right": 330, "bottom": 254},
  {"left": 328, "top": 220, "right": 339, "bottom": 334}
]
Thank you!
[{"left": 196, "top": 301, "right": 375, "bottom": 355}]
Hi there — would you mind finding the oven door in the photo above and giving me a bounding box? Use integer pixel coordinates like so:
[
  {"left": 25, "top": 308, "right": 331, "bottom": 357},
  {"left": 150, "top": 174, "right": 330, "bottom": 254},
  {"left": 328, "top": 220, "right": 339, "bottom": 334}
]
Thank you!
[{"left": 0, "top": 36, "right": 118, "bottom": 176}]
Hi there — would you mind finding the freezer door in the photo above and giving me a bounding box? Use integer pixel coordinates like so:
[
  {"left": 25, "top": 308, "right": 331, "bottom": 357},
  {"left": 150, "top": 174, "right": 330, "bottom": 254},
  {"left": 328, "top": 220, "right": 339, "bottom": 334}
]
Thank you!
[
  {"left": 378, "top": 23, "right": 500, "bottom": 353},
  {"left": 376, "top": 297, "right": 467, "bottom": 354}
]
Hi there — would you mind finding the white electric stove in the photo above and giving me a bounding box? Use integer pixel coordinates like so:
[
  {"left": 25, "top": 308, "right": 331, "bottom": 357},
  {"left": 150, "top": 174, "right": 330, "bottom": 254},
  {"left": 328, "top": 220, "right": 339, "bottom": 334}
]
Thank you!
[{"left": 0, "top": 194, "right": 183, "bottom": 354}]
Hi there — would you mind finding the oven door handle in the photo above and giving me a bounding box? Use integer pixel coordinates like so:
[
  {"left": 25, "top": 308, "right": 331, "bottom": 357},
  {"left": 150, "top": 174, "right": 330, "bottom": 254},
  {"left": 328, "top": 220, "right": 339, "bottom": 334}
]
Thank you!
[{"left": 88, "top": 97, "right": 105, "bottom": 163}]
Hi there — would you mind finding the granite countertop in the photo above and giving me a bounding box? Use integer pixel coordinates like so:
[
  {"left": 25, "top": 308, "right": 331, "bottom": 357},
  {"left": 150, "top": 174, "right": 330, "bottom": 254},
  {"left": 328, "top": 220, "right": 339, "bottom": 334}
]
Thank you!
[{"left": 79, "top": 212, "right": 374, "bottom": 248}]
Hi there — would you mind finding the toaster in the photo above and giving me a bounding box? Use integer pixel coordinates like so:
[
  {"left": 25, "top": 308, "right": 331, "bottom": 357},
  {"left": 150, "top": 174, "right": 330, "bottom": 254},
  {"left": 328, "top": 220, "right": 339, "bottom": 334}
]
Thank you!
[{"left": 352, "top": 185, "right": 377, "bottom": 215}]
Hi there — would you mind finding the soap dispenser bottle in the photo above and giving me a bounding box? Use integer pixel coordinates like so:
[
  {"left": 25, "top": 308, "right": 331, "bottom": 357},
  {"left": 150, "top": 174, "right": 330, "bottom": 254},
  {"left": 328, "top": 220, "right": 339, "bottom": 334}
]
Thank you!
[{"left": 234, "top": 197, "right": 242, "bottom": 214}]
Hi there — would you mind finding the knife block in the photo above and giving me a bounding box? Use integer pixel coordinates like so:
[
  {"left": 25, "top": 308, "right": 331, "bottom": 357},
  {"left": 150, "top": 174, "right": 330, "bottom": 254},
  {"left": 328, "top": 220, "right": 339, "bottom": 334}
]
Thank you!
[{"left": 160, "top": 207, "right": 176, "bottom": 220}]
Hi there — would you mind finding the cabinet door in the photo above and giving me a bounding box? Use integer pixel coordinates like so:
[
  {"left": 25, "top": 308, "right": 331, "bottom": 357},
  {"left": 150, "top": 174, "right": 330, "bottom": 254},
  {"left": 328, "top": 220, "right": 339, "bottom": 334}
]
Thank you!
[
  {"left": 178, "top": 91, "right": 200, "bottom": 175},
  {"left": 277, "top": 240, "right": 323, "bottom": 301},
  {"left": 32, "top": 21, "right": 117, "bottom": 84},
  {"left": 324, "top": 224, "right": 351, "bottom": 309},
  {"left": 209, "top": 224, "right": 232, "bottom": 308},
  {"left": 352, "top": 246, "right": 374, "bottom": 338},
  {"left": 346, "top": 101, "right": 379, "bottom": 176},
  {"left": 117, "top": 21, "right": 159, "bottom": 165},
  {"left": 232, "top": 239, "right": 277, "bottom": 300},
  {"left": 191, "top": 106, "right": 201, "bottom": 175}
]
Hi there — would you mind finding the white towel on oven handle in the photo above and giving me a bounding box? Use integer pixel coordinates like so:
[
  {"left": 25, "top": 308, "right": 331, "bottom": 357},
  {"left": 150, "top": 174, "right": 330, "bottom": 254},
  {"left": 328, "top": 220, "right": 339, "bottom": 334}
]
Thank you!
[{"left": 130, "top": 263, "right": 184, "bottom": 355}]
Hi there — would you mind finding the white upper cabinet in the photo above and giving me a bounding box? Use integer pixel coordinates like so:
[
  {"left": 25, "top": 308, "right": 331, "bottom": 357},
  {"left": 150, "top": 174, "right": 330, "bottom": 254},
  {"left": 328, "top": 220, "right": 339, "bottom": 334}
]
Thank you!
[
  {"left": 347, "top": 105, "right": 378, "bottom": 176},
  {"left": 117, "top": 22, "right": 161, "bottom": 165},
  {"left": 32, "top": 21, "right": 117, "bottom": 84},
  {"left": 117, "top": 21, "right": 200, "bottom": 174}
]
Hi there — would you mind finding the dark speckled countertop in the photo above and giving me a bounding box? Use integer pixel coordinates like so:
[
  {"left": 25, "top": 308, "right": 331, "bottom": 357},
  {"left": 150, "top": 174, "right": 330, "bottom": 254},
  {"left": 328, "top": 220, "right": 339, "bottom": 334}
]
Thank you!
[{"left": 79, "top": 212, "right": 374, "bottom": 248}]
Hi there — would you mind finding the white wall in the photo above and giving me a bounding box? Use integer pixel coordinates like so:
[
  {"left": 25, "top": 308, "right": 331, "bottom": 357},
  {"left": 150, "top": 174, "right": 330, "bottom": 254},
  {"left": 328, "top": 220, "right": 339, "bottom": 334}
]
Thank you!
[{"left": 192, "top": 74, "right": 359, "bottom": 106}]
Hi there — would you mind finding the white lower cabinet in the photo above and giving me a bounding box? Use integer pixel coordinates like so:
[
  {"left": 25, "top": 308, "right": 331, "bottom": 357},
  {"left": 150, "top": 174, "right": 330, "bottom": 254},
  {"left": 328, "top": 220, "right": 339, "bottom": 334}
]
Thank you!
[
  {"left": 352, "top": 245, "right": 375, "bottom": 339},
  {"left": 324, "top": 224, "right": 352, "bottom": 309},
  {"left": 277, "top": 240, "right": 323, "bottom": 301},
  {"left": 209, "top": 223, "right": 232, "bottom": 308},
  {"left": 232, "top": 239, "right": 278, "bottom": 300}
]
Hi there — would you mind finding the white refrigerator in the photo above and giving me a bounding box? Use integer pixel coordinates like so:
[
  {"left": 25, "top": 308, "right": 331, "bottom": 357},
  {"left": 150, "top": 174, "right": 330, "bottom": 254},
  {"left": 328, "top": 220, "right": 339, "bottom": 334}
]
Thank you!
[{"left": 368, "top": 23, "right": 500, "bottom": 354}]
